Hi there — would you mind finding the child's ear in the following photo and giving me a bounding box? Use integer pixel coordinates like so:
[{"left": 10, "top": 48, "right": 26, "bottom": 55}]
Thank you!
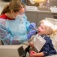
[{"left": 46, "top": 31, "right": 48, "bottom": 35}]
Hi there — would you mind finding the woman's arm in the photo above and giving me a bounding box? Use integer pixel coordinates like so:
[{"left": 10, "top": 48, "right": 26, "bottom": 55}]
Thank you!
[{"left": 23, "top": 14, "right": 36, "bottom": 31}]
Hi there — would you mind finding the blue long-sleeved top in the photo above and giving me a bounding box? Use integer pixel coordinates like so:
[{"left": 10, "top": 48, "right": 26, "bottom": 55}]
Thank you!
[
  {"left": 0, "top": 14, "right": 36, "bottom": 45},
  {"left": 40, "top": 35, "right": 57, "bottom": 56}
]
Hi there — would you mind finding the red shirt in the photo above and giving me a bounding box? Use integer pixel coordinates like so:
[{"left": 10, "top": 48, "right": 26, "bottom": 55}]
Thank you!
[{"left": 0, "top": 14, "right": 14, "bottom": 20}]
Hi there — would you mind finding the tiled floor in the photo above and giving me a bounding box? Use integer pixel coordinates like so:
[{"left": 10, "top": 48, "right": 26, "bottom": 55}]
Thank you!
[{"left": 0, "top": 1, "right": 9, "bottom": 14}]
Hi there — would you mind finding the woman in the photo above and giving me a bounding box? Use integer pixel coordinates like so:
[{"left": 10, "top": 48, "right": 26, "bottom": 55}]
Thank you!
[{"left": 0, "top": 0, "right": 37, "bottom": 45}]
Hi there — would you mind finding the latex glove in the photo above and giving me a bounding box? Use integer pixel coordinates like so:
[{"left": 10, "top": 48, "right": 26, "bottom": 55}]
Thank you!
[
  {"left": 27, "top": 30, "right": 37, "bottom": 39},
  {"left": 29, "top": 23, "right": 36, "bottom": 29}
]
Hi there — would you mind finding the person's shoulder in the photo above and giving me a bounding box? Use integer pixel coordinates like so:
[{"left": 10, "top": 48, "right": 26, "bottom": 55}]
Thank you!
[
  {"left": 44, "top": 35, "right": 52, "bottom": 42},
  {"left": 0, "top": 14, "right": 7, "bottom": 19},
  {"left": 0, "top": 14, "right": 5, "bottom": 18}
]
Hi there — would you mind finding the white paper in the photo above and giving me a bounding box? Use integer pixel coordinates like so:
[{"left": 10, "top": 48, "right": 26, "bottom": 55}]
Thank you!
[
  {"left": 50, "top": 7, "right": 57, "bottom": 13},
  {"left": 30, "top": 34, "right": 46, "bottom": 52}
]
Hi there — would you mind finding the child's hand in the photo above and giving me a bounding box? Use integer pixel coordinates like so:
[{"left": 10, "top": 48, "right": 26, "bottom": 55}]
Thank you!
[
  {"left": 30, "top": 50, "right": 36, "bottom": 57},
  {"left": 28, "top": 42, "right": 34, "bottom": 47}
]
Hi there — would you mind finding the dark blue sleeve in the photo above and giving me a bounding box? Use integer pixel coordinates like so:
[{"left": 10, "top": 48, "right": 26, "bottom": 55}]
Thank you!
[{"left": 42, "top": 42, "right": 50, "bottom": 56}]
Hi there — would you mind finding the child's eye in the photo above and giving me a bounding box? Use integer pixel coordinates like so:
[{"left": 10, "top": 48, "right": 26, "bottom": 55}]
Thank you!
[
  {"left": 40, "top": 26, "right": 44, "bottom": 29},
  {"left": 41, "top": 27, "right": 43, "bottom": 29}
]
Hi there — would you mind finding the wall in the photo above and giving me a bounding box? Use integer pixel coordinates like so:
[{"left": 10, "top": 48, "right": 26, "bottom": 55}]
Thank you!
[
  {"left": 49, "top": 0, "right": 57, "bottom": 6},
  {"left": 25, "top": 11, "right": 54, "bottom": 27},
  {"left": 44, "top": 0, "right": 57, "bottom": 7},
  {"left": 26, "top": 0, "right": 57, "bottom": 7}
]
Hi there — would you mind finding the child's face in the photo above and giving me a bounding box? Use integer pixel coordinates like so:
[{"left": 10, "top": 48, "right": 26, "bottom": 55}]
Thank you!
[{"left": 38, "top": 23, "right": 47, "bottom": 35}]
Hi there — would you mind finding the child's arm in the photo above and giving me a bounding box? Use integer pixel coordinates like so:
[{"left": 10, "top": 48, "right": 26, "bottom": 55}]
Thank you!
[
  {"left": 34, "top": 52, "right": 44, "bottom": 57},
  {"left": 30, "top": 50, "right": 44, "bottom": 57},
  {"left": 28, "top": 42, "right": 34, "bottom": 47}
]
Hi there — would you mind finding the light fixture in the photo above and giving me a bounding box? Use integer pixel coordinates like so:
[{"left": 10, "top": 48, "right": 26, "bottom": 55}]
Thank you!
[
  {"left": 33, "top": 0, "right": 45, "bottom": 3},
  {"left": 33, "top": 0, "right": 45, "bottom": 7}
]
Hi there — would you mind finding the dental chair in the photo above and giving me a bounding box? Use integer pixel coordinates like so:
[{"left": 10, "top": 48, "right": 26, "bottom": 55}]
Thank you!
[
  {"left": 44, "top": 18, "right": 57, "bottom": 57},
  {"left": 0, "top": 40, "right": 29, "bottom": 57},
  {"left": 0, "top": 18, "right": 57, "bottom": 57}
]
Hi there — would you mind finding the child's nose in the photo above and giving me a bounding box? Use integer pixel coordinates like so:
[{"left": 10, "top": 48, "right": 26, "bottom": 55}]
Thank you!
[{"left": 38, "top": 27, "right": 40, "bottom": 30}]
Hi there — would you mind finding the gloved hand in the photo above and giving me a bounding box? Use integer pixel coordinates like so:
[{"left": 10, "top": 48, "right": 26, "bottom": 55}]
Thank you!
[
  {"left": 27, "top": 30, "right": 37, "bottom": 39},
  {"left": 29, "top": 23, "right": 36, "bottom": 29}
]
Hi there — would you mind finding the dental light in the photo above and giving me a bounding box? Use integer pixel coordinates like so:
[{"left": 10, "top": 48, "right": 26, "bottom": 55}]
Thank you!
[{"left": 33, "top": 0, "right": 45, "bottom": 3}]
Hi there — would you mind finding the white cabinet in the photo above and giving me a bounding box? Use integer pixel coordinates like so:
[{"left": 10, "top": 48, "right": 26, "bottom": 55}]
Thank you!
[
  {"left": 26, "top": 11, "right": 54, "bottom": 27},
  {"left": 37, "top": 12, "right": 53, "bottom": 26},
  {"left": 25, "top": 12, "right": 37, "bottom": 24}
]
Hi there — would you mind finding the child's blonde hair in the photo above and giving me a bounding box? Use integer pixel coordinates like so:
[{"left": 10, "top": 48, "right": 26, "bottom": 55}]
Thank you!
[{"left": 40, "top": 19, "right": 57, "bottom": 38}]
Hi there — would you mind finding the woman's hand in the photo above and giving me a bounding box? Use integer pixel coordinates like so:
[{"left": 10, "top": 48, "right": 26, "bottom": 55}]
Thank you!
[
  {"left": 27, "top": 30, "right": 37, "bottom": 39},
  {"left": 29, "top": 23, "right": 36, "bottom": 29}
]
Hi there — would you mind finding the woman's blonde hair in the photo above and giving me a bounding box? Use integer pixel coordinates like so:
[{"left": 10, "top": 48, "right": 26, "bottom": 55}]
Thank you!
[
  {"left": 1, "top": 0, "right": 25, "bottom": 15},
  {"left": 40, "top": 19, "right": 57, "bottom": 38}
]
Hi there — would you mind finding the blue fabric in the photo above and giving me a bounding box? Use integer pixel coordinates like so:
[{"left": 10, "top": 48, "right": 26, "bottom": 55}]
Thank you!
[
  {"left": 0, "top": 14, "right": 36, "bottom": 45},
  {"left": 0, "top": 24, "right": 12, "bottom": 40},
  {"left": 0, "top": 24, "right": 13, "bottom": 45},
  {"left": 40, "top": 35, "right": 57, "bottom": 56},
  {"left": 5, "top": 14, "right": 30, "bottom": 44}
]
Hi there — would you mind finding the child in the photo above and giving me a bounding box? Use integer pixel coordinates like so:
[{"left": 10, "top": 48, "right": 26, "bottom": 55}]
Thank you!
[{"left": 24, "top": 19, "right": 57, "bottom": 57}]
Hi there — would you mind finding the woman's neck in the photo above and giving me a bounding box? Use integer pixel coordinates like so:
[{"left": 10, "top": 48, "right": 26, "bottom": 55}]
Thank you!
[{"left": 5, "top": 13, "right": 14, "bottom": 19}]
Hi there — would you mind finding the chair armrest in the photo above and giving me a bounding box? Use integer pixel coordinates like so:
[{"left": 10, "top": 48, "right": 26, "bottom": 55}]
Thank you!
[
  {"left": 0, "top": 44, "right": 28, "bottom": 57},
  {"left": 45, "top": 54, "right": 57, "bottom": 57}
]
